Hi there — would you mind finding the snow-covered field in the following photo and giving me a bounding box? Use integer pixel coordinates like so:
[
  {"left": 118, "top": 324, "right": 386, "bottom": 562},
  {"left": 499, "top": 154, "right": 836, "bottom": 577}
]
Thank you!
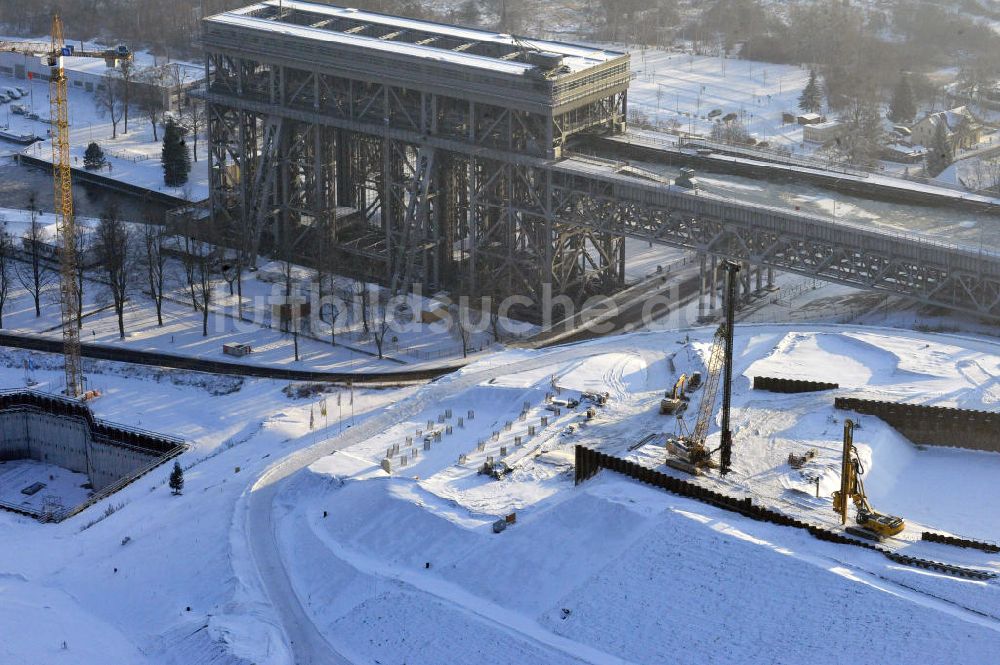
[
  {"left": 629, "top": 50, "right": 812, "bottom": 151},
  {"left": 3, "top": 324, "right": 997, "bottom": 664},
  {"left": 0, "top": 68, "right": 208, "bottom": 201}
]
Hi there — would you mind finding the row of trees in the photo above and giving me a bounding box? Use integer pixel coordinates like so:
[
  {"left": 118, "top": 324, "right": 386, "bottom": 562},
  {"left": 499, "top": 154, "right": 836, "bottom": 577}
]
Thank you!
[
  {"left": 0, "top": 196, "right": 174, "bottom": 339},
  {"left": 0, "top": 198, "right": 496, "bottom": 361}
]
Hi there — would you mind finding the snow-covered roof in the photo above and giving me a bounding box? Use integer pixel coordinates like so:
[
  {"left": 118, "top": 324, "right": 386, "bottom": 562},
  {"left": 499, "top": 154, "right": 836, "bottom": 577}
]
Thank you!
[
  {"left": 807, "top": 120, "right": 841, "bottom": 129},
  {"left": 0, "top": 34, "right": 203, "bottom": 80},
  {"left": 920, "top": 106, "right": 979, "bottom": 133},
  {"left": 206, "top": 0, "right": 624, "bottom": 76}
]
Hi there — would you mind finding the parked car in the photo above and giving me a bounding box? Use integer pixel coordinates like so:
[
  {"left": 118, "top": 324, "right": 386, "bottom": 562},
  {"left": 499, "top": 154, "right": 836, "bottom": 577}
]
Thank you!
[
  {"left": 3, "top": 88, "right": 22, "bottom": 99},
  {"left": 15, "top": 87, "right": 28, "bottom": 97},
  {"left": 11, "top": 104, "right": 28, "bottom": 115},
  {"left": 0, "top": 93, "right": 10, "bottom": 104}
]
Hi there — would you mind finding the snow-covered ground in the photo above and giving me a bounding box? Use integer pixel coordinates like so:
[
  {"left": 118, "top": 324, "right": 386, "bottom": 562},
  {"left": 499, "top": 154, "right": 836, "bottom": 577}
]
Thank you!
[
  {"left": 2, "top": 324, "right": 999, "bottom": 664},
  {"left": 0, "top": 68, "right": 208, "bottom": 201},
  {"left": 628, "top": 50, "right": 813, "bottom": 151}
]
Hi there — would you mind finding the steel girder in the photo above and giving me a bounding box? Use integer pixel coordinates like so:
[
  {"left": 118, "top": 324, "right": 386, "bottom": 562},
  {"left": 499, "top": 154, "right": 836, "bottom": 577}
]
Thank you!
[{"left": 550, "top": 166, "right": 1000, "bottom": 320}]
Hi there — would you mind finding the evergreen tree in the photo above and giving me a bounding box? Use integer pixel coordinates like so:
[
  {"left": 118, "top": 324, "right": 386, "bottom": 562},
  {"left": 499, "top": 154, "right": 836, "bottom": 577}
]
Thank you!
[
  {"left": 798, "top": 69, "right": 822, "bottom": 114},
  {"left": 161, "top": 119, "right": 191, "bottom": 187},
  {"left": 926, "top": 119, "right": 954, "bottom": 177},
  {"left": 83, "top": 142, "right": 106, "bottom": 171},
  {"left": 888, "top": 73, "right": 917, "bottom": 124},
  {"left": 169, "top": 461, "right": 184, "bottom": 495}
]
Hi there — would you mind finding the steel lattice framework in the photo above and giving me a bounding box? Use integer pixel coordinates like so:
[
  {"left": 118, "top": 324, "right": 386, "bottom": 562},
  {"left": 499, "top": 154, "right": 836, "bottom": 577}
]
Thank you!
[
  {"left": 204, "top": 0, "right": 631, "bottom": 307},
  {"left": 548, "top": 162, "right": 1000, "bottom": 319},
  {"left": 204, "top": 1, "right": 1000, "bottom": 321}
]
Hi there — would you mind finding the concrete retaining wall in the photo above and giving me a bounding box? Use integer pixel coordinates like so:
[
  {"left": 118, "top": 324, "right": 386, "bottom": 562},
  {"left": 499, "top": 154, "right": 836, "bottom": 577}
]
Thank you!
[
  {"left": 0, "top": 408, "right": 160, "bottom": 490},
  {"left": 835, "top": 397, "right": 1000, "bottom": 452}
]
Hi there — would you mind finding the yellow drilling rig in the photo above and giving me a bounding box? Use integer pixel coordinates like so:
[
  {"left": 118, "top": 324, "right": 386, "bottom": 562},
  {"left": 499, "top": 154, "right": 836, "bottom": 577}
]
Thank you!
[
  {"left": 2, "top": 18, "right": 131, "bottom": 397},
  {"left": 832, "top": 419, "right": 905, "bottom": 540}
]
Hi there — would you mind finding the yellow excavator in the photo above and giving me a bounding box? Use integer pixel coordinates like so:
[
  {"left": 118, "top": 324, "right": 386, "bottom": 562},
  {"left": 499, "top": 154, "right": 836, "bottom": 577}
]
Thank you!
[
  {"left": 660, "top": 373, "right": 689, "bottom": 415},
  {"left": 832, "top": 419, "right": 905, "bottom": 539}
]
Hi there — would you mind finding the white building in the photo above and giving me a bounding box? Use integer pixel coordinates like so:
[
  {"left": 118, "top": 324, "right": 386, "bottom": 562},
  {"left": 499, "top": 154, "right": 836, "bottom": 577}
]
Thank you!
[{"left": 0, "top": 40, "right": 202, "bottom": 111}]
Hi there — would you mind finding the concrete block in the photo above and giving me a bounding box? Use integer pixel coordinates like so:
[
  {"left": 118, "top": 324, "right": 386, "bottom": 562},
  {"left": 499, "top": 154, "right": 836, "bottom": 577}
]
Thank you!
[
  {"left": 468, "top": 410, "right": 475, "bottom": 420},
  {"left": 381, "top": 458, "right": 392, "bottom": 474},
  {"left": 500, "top": 446, "right": 507, "bottom": 456},
  {"left": 424, "top": 440, "right": 431, "bottom": 451}
]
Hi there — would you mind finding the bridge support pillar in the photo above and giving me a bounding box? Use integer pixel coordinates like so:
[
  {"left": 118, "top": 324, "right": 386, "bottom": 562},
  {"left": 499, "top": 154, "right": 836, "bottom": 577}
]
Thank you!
[
  {"left": 698, "top": 253, "right": 708, "bottom": 319},
  {"left": 709, "top": 255, "right": 718, "bottom": 312},
  {"left": 756, "top": 264, "right": 763, "bottom": 294},
  {"left": 741, "top": 261, "right": 752, "bottom": 304},
  {"left": 767, "top": 266, "right": 775, "bottom": 291}
]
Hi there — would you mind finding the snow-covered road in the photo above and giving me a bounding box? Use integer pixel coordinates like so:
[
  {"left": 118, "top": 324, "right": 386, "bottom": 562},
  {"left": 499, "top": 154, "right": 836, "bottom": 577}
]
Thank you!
[{"left": 239, "top": 344, "right": 598, "bottom": 663}]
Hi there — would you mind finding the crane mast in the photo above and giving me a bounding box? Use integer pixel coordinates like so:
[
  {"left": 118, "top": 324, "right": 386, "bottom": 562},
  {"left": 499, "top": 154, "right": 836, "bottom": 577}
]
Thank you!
[
  {"left": 2, "top": 16, "right": 131, "bottom": 397},
  {"left": 49, "top": 16, "right": 83, "bottom": 398}
]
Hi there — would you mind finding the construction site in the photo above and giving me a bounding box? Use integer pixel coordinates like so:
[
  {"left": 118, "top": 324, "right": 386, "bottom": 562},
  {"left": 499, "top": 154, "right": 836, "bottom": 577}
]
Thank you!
[{"left": 0, "top": 3, "right": 998, "bottom": 664}]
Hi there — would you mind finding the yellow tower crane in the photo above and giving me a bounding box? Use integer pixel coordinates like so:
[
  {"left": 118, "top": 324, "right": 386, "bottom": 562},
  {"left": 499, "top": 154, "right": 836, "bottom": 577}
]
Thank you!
[{"left": 3, "top": 17, "right": 131, "bottom": 397}]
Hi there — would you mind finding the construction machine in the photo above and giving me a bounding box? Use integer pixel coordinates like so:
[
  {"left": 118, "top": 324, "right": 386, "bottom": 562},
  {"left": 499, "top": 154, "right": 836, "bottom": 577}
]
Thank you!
[
  {"left": 660, "top": 373, "right": 689, "bottom": 415},
  {"left": 832, "top": 419, "right": 905, "bottom": 539},
  {"left": 665, "top": 261, "right": 740, "bottom": 475},
  {"left": 3, "top": 18, "right": 131, "bottom": 398}
]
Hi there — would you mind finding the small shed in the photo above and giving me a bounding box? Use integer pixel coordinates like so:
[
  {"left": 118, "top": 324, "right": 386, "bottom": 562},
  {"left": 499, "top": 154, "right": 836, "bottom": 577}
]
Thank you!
[
  {"left": 796, "top": 112, "right": 824, "bottom": 125},
  {"left": 803, "top": 120, "right": 845, "bottom": 143},
  {"left": 223, "top": 342, "right": 253, "bottom": 357}
]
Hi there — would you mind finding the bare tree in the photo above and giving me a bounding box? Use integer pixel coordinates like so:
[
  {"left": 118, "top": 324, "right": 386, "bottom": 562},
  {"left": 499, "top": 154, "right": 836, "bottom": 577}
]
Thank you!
[
  {"left": 182, "top": 99, "right": 204, "bottom": 163},
  {"left": 141, "top": 222, "right": 168, "bottom": 326},
  {"left": 117, "top": 57, "right": 136, "bottom": 134},
  {"left": 136, "top": 67, "right": 166, "bottom": 142},
  {"left": 314, "top": 221, "right": 343, "bottom": 346},
  {"left": 15, "top": 194, "right": 54, "bottom": 318},
  {"left": 450, "top": 303, "right": 472, "bottom": 358},
  {"left": 0, "top": 224, "right": 13, "bottom": 328},
  {"left": 177, "top": 214, "right": 216, "bottom": 336},
  {"left": 372, "top": 300, "right": 392, "bottom": 360},
  {"left": 95, "top": 70, "right": 125, "bottom": 139},
  {"left": 278, "top": 243, "right": 301, "bottom": 362},
  {"left": 95, "top": 203, "right": 135, "bottom": 339},
  {"left": 194, "top": 242, "right": 214, "bottom": 337},
  {"left": 73, "top": 224, "right": 90, "bottom": 329},
  {"left": 354, "top": 279, "right": 372, "bottom": 334}
]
